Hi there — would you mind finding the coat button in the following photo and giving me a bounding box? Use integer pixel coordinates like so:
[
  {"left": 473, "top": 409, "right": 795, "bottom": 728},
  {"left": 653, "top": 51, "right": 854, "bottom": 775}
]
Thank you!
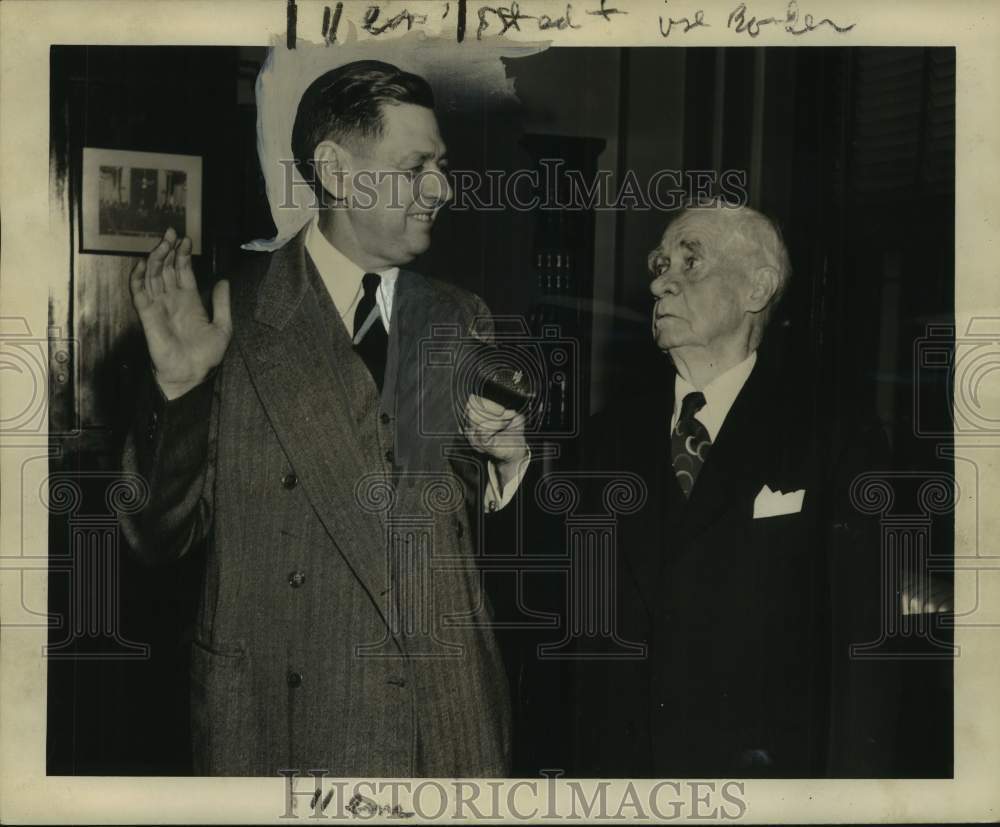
[
  {"left": 288, "top": 571, "right": 305, "bottom": 588},
  {"left": 287, "top": 670, "right": 303, "bottom": 688},
  {"left": 146, "top": 411, "right": 159, "bottom": 443},
  {"left": 281, "top": 472, "right": 298, "bottom": 489},
  {"left": 380, "top": 412, "right": 391, "bottom": 425}
]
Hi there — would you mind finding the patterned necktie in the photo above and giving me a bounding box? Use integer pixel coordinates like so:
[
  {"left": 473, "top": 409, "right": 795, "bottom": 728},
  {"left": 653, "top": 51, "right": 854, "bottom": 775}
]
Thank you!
[
  {"left": 352, "top": 272, "right": 388, "bottom": 392},
  {"left": 671, "top": 391, "right": 711, "bottom": 498}
]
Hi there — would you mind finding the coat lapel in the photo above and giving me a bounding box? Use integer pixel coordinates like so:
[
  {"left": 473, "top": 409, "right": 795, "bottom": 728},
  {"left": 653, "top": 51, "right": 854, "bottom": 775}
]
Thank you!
[
  {"left": 387, "top": 270, "right": 437, "bottom": 419},
  {"left": 386, "top": 272, "right": 464, "bottom": 481},
  {"left": 233, "top": 231, "right": 391, "bottom": 614},
  {"left": 676, "top": 358, "right": 778, "bottom": 541},
  {"left": 610, "top": 357, "right": 797, "bottom": 621}
]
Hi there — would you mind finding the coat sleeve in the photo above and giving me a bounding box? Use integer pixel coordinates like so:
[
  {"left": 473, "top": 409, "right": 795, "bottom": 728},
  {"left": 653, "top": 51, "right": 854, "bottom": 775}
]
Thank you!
[{"left": 120, "top": 369, "right": 219, "bottom": 567}]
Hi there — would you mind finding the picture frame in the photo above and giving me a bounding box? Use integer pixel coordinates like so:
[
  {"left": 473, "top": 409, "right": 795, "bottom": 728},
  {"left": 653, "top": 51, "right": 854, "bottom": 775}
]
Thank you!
[{"left": 81, "top": 147, "right": 202, "bottom": 254}]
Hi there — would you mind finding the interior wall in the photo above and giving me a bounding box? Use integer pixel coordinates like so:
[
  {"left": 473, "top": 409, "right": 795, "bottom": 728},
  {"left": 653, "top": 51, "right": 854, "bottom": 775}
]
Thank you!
[
  {"left": 417, "top": 47, "right": 624, "bottom": 347},
  {"left": 48, "top": 46, "right": 249, "bottom": 774},
  {"left": 502, "top": 47, "right": 628, "bottom": 416},
  {"left": 597, "top": 48, "right": 688, "bottom": 411}
]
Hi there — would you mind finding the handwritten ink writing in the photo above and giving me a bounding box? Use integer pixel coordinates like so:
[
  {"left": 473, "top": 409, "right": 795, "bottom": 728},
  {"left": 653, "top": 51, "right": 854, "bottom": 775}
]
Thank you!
[
  {"left": 538, "top": 4, "right": 581, "bottom": 30},
  {"left": 476, "top": 2, "right": 534, "bottom": 39},
  {"left": 783, "top": 0, "right": 854, "bottom": 34},
  {"left": 659, "top": 8, "right": 709, "bottom": 37},
  {"left": 330, "top": 1, "right": 344, "bottom": 42},
  {"left": 321, "top": 2, "right": 344, "bottom": 44},
  {"left": 586, "top": 0, "right": 627, "bottom": 21},
  {"left": 363, "top": 5, "right": 428, "bottom": 35},
  {"left": 302, "top": 0, "right": 855, "bottom": 46},
  {"left": 287, "top": 0, "right": 297, "bottom": 48},
  {"left": 728, "top": 3, "right": 777, "bottom": 36},
  {"left": 729, "top": 1, "right": 854, "bottom": 38},
  {"left": 345, "top": 793, "right": 415, "bottom": 819},
  {"left": 322, "top": 785, "right": 336, "bottom": 812}
]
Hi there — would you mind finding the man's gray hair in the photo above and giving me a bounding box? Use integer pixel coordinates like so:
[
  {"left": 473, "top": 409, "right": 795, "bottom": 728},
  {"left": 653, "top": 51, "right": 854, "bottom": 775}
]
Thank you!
[{"left": 683, "top": 198, "right": 792, "bottom": 322}]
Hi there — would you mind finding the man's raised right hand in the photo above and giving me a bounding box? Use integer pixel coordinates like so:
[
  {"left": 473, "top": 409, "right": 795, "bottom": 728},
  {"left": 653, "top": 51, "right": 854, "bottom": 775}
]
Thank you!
[{"left": 129, "top": 227, "right": 232, "bottom": 400}]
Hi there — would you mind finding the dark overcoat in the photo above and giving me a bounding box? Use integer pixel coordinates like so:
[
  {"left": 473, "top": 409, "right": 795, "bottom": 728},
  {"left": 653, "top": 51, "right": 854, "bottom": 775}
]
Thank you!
[
  {"left": 569, "top": 351, "right": 902, "bottom": 777},
  {"left": 123, "top": 229, "right": 511, "bottom": 777}
]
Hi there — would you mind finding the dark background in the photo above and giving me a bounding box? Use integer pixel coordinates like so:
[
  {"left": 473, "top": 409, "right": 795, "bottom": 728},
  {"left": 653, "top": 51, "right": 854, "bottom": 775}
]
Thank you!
[{"left": 47, "top": 45, "right": 954, "bottom": 776}]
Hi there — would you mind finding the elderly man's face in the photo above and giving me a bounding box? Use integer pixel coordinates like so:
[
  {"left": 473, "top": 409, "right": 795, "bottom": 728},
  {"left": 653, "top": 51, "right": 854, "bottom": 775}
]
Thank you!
[{"left": 648, "top": 209, "right": 752, "bottom": 353}]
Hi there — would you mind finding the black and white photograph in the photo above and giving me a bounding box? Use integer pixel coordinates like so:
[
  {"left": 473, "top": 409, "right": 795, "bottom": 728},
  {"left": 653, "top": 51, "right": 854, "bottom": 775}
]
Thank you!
[
  {"left": 1, "top": 1, "right": 999, "bottom": 824},
  {"left": 47, "top": 38, "right": 958, "bottom": 779},
  {"left": 82, "top": 147, "right": 202, "bottom": 254}
]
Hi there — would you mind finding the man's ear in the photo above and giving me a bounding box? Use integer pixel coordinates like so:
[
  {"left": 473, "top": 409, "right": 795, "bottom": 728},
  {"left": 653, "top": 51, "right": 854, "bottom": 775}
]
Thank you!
[
  {"left": 746, "top": 265, "right": 779, "bottom": 313},
  {"left": 313, "top": 140, "right": 351, "bottom": 204}
]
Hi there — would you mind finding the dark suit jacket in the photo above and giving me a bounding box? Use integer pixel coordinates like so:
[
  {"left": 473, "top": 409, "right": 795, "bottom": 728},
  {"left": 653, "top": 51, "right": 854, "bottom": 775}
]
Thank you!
[
  {"left": 122, "top": 229, "right": 511, "bottom": 777},
  {"left": 570, "top": 350, "right": 901, "bottom": 777}
]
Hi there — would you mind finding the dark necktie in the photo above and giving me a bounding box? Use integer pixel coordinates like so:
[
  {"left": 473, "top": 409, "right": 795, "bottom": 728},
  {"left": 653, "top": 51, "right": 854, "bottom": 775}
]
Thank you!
[
  {"left": 352, "top": 272, "right": 388, "bottom": 392},
  {"left": 671, "top": 391, "right": 711, "bottom": 498}
]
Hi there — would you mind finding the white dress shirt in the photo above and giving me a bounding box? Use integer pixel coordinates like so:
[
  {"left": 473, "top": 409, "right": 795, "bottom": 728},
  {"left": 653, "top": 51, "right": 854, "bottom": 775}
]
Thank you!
[
  {"left": 304, "top": 218, "right": 524, "bottom": 511},
  {"left": 304, "top": 218, "right": 398, "bottom": 337},
  {"left": 671, "top": 350, "right": 758, "bottom": 441}
]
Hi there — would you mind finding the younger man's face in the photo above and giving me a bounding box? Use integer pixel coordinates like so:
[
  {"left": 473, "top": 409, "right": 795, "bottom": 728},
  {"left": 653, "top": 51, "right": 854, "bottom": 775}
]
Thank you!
[{"left": 337, "top": 102, "right": 451, "bottom": 269}]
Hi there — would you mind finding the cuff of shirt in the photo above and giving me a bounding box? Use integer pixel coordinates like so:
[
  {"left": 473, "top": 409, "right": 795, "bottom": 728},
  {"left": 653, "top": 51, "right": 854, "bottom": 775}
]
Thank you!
[{"left": 483, "top": 449, "right": 531, "bottom": 513}]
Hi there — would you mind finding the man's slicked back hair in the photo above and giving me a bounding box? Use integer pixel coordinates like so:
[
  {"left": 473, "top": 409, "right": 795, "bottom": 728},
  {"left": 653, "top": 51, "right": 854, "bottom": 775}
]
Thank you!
[{"left": 291, "top": 60, "right": 435, "bottom": 193}]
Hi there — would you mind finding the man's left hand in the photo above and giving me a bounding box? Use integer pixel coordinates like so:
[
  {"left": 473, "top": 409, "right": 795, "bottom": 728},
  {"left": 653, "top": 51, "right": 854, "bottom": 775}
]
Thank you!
[{"left": 463, "top": 395, "right": 529, "bottom": 489}]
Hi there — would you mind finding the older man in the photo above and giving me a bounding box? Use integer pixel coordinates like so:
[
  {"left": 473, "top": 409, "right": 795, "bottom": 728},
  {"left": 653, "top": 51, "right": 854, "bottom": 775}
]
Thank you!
[
  {"left": 571, "top": 201, "right": 901, "bottom": 777},
  {"left": 121, "top": 61, "right": 526, "bottom": 777}
]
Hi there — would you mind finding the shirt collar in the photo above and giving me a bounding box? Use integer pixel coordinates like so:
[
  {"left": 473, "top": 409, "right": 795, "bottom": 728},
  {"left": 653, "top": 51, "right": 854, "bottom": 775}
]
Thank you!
[
  {"left": 672, "top": 350, "right": 758, "bottom": 442},
  {"left": 303, "top": 217, "right": 399, "bottom": 327}
]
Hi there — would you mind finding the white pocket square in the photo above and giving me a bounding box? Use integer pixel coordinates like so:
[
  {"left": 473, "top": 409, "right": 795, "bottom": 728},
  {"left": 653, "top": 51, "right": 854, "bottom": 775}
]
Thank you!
[{"left": 753, "top": 484, "right": 805, "bottom": 519}]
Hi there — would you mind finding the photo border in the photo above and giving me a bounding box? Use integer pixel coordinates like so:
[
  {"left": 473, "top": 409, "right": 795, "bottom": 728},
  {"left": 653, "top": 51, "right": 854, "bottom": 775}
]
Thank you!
[{"left": 1, "top": 0, "right": 998, "bottom": 823}]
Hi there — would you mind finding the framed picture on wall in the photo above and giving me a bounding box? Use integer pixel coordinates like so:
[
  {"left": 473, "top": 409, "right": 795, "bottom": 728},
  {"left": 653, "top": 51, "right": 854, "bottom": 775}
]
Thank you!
[{"left": 81, "top": 147, "right": 202, "bottom": 254}]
